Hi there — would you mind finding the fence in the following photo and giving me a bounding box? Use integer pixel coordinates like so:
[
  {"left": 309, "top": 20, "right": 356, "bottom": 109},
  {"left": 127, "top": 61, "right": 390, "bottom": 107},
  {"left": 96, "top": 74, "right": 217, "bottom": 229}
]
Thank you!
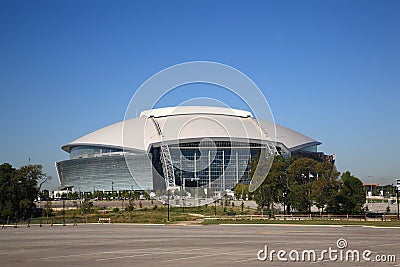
[
  {"left": 204, "top": 213, "right": 398, "bottom": 222},
  {"left": 98, "top": 217, "right": 112, "bottom": 224},
  {"left": 0, "top": 215, "right": 94, "bottom": 227}
]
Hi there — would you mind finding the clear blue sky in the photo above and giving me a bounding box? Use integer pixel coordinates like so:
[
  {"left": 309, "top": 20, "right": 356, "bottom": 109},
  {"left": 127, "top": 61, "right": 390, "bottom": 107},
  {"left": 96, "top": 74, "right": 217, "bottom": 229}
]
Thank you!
[{"left": 1, "top": 0, "right": 399, "bottom": 189}]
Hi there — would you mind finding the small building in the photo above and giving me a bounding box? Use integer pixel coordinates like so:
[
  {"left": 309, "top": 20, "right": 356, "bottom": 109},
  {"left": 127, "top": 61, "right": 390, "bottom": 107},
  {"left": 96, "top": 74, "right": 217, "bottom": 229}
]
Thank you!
[{"left": 50, "top": 185, "right": 74, "bottom": 199}]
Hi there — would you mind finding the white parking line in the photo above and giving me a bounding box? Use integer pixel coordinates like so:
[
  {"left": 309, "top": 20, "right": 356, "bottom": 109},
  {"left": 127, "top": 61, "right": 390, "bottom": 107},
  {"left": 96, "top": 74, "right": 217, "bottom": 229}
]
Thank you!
[
  {"left": 164, "top": 249, "right": 255, "bottom": 262},
  {"left": 368, "top": 242, "right": 400, "bottom": 248},
  {"left": 28, "top": 247, "right": 164, "bottom": 261},
  {"left": 235, "top": 257, "right": 258, "bottom": 263},
  {"left": 96, "top": 248, "right": 204, "bottom": 261}
]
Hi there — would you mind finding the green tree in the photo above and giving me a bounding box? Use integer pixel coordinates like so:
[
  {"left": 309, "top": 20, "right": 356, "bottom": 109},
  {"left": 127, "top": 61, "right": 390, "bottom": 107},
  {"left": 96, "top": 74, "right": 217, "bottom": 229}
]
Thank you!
[
  {"left": 0, "top": 163, "right": 15, "bottom": 221},
  {"left": 287, "top": 157, "right": 318, "bottom": 185},
  {"left": 285, "top": 157, "right": 340, "bottom": 214},
  {"left": 233, "top": 183, "right": 249, "bottom": 200},
  {"left": 310, "top": 161, "right": 340, "bottom": 214},
  {"left": 310, "top": 178, "right": 338, "bottom": 214},
  {"left": 39, "top": 190, "right": 50, "bottom": 201},
  {"left": 254, "top": 156, "right": 288, "bottom": 213},
  {"left": 287, "top": 183, "right": 309, "bottom": 213},
  {"left": 81, "top": 199, "right": 94, "bottom": 214},
  {"left": 43, "top": 200, "right": 53, "bottom": 217},
  {"left": 0, "top": 163, "right": 50, "bottom": 222},
  {"left": 287, "top": 157, "right": 319, "bottom": 213},
  {"left": 326, "top": 171, "right": 365, "bottom": 214}
]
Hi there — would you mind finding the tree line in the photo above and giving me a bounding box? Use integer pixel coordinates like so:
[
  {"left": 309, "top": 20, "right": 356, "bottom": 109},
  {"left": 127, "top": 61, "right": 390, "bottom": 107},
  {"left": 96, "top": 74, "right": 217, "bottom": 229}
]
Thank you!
[
  {"left": 246, "top": 155, "right": 366, "bottom": 215},
  {"left": 0, "top": 163, "right": 50, "bottom": 223},
  {"left": 0, "top": 156, "right": 368, "bottom": 223}
]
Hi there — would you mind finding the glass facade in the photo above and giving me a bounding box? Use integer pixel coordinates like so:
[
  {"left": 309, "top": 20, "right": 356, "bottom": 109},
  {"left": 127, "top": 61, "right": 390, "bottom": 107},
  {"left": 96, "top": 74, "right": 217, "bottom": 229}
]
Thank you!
[
  {"left": 58, "top": 141, "right": 273, "bottom": 193},
  {"left": 298, "top": 145, "right": 317, "bottom": 153},
  {"left": 161, "top": 141, "right": 263, "bottom": 192},
  {"left": 70, "top": 146, "right": 123, "bottom": 159},
  {"left": 57, "top": 153, "right": 153, "bottom": 192}
]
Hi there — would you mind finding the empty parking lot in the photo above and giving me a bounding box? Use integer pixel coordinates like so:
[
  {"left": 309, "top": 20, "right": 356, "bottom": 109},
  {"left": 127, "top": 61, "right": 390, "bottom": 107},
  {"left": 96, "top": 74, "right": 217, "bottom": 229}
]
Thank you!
[{"left": 1, "top": 223, "right": 399, "bottom": 266}]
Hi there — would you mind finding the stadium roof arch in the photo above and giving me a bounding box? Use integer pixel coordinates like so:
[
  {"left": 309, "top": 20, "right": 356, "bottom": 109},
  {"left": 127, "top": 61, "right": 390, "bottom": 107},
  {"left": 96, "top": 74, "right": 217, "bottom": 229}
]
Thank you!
[{"left": 62, "top": 106, "right": 321, "bottom": 154}]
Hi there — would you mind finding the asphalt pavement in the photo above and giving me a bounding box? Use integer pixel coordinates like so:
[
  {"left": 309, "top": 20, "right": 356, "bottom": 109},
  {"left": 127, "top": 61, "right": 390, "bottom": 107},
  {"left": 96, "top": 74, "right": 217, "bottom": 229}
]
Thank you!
[{"left": 1, "top": 223, "right": 399, "bottom": 266}]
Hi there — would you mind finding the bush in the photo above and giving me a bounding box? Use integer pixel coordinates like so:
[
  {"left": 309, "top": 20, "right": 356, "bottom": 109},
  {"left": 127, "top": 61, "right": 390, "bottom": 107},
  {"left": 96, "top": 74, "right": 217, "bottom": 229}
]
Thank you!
[
  {"left": 81, "top": 200, "right": 94, "bottom": 214},
  {"left": 43, "top": 201, "right": 54, "bottom": 217},
  {"left": 113, "top": 207, "right": 119, "bottom": 212},
  {"left": 125, "top": 205, "right": 134, "bottom": 212}
]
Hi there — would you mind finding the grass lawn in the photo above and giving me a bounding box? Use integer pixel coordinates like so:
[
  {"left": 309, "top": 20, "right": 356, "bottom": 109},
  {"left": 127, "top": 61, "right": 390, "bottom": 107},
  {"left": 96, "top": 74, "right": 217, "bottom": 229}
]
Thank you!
[
  {"left": 20, "top": 203, "right": 400, "bottom": 227},
  {"left": 202, "top": 218, "right": 400, "bottom": 227}
]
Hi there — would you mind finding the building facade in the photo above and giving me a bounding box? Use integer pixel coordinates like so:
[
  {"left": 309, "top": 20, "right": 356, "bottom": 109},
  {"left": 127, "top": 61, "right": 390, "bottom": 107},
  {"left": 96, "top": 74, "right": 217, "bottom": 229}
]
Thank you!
[{"left": 56, "top": 106, "right": 322, "bottom": 193}]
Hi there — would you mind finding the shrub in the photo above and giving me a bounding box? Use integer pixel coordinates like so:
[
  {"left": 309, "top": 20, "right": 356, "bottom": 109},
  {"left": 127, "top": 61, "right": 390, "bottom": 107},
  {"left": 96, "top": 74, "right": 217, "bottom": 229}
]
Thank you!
[
  {"left": 81, "top": 200, "right": 94, "bottom": 214},
  {"left": 125, "top": 205, "right": 134, "bottom": 212}
]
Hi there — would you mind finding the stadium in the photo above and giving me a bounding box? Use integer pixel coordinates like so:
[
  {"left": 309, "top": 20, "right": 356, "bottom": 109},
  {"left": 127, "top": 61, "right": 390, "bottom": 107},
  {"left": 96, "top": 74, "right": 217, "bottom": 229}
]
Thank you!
[{"left": 56, "top": 106, "right": 322, "bottom": 196}]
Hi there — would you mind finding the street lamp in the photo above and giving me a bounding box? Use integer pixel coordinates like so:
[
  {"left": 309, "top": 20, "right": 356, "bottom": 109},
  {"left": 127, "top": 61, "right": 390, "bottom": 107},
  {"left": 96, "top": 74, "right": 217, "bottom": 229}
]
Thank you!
[
  {"left": 14, "top": 180, "right": 22, "bottom": 228},
  {"left": 62, "top": 197, "right": 66, "bottom": 226},
  {"left": 396, "top": 179, "right": 400, "bottom": 220},
  {"left": 241, "top": 182, "right": 244, "bottom": 215},
  {"left": 167, "top": 189, "right": 170, "bottom": 222},
  {"left": 283, "top": 192, "right": 287, "bottom": 215},
  {"left": 130, "top": 185, "right": 133, "bottom": 199},
  {"left": 182, "top": 196, "right": 185, "bottom": 214},
  {"left": 214, "top": 198, "right": 218, "bottom": 216}
]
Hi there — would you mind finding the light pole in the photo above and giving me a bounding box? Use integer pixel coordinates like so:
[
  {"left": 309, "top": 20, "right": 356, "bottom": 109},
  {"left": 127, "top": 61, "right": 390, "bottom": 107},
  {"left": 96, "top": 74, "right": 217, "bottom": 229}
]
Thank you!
[
  {"left": 111, "top": 181, "right": 114, "bottom": 200},
  {"left": 396, "top": 190, "right": 399, "bottom": 221},
  {"left": 131, "top": 185, "right": 133, "bottom": 199},
  {"left": 182, "top": 196, "right": 185, "bottom": 214},
  {"left": 122, "top": 193, "right": 124, "bottom": 210},
  {"left": 167, "top": 189, "right": 170, "bottom": 222},
  {"left": 396, "top": 179, "right": 400, "bottom": 220},
  {"left": 14, "top": 180, "right": 22, "bottom": 228},
  {"left": 241, "top": 183, "right": 244, "bottom": 215},
  {"left": 214, "top": 198, "right": 217, "bottom": 216},
  {"left": 283, "top": 192, "right": 287, "bottom": 215},
  {"left": 62, "top": 198, "right": 66, "bottom": 226},
  {"left": 367, "top": 176, "right": 374, "bottom": 203}
]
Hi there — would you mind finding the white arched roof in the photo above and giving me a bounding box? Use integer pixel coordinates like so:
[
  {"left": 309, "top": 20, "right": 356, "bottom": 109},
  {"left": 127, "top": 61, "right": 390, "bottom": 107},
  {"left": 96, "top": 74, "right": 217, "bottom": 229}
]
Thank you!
[{"left": 62, "top": 106, "right": 320, "bottom": 153}]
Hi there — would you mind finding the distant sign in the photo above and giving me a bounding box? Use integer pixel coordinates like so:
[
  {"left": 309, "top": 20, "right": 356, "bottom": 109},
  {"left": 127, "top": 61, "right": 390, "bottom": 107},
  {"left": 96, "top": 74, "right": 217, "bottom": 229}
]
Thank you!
[{"left": 396, "top": 179, "right": 400, "bottom": 192}]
